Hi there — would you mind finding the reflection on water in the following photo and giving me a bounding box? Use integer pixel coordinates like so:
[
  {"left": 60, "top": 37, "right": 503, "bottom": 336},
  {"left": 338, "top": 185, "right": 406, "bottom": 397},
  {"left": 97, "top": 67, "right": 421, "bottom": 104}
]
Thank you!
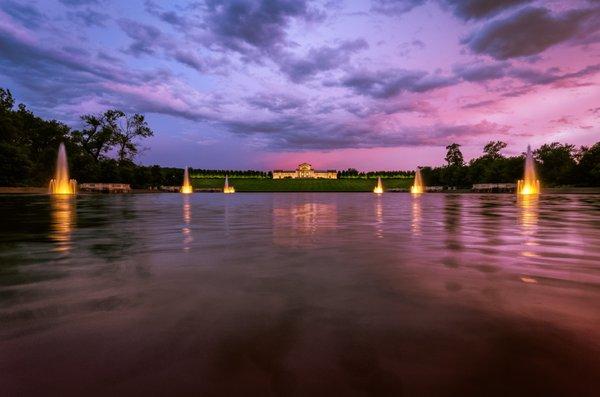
[
  {"left": 375, "top": 196, "right": 383, "bottom": 239},
  {"left": 1, "top": 193, "right": 600, "bottom": 396},
  {"left": 411, "top": 194, "right": 422, "bottom": 236},
  {"left": 518, "top": 194, "right": 539, "bottom": 259},
  {"left": 272, "top": 198, "right": 337, "bottom": 247},
  {"left": 444, "top": 194, "right": 462, "bottom": 252},
  {"left": 182, "top": 195, "right": 193, "bottom": 252},
  {"left": 50, "top": 195, "right": 75, "bottom": 253}
]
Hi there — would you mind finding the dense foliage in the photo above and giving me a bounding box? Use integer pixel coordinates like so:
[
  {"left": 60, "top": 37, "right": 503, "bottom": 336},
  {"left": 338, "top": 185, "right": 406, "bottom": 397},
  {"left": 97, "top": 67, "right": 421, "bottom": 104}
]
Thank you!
[
  {"left": 421, "top": 141, "right": 600, "bottom": 187},
  {"left": 190, "top": 169, "right": 271, "bottom": 178},
  {"left": 1, "top": 88, "right": 598, "bottom": 188},
  {"left": 338, "top": 169, "right": 414, "bottom": 179}
]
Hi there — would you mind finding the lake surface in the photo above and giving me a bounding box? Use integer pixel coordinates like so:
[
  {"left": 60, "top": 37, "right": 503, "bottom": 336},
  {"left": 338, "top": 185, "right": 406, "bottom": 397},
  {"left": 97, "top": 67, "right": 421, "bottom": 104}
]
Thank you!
[{"left": 1, "top": 193, "right": 599, "bottom": 396}]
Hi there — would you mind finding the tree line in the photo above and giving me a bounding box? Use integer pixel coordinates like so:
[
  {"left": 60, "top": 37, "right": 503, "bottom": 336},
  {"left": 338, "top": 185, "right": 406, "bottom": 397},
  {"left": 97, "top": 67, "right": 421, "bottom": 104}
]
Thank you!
[
  {"left": 190, "top": 169, "right": 271, "bottom": 178},
  {"left": 421, "top": 141, "right": 600, "bottom": 187},
  {"left": 338, "top": 169, "right": 414, "bottom": 179}
]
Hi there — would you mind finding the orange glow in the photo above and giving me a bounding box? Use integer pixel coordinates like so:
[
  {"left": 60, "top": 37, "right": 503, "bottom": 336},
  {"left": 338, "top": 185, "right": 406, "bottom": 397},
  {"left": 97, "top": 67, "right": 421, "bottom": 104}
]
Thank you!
[
  {"left": 517, "top": 145, "right": 540, "bottom": 195},
  {"left": 181, "top": 167, "right": 193, "bottom": 194},
  {"left": 411, "top": 168, "right": 425, "bottom": 194},
  {"left": 223, "top": 175, "right": 235, "bottom": 194},
  {"left": 373, "top": 177, "right": 383, "bottom": 194},
  {"left": 49, "top": 143, "right": 77, "bottom": 195}
]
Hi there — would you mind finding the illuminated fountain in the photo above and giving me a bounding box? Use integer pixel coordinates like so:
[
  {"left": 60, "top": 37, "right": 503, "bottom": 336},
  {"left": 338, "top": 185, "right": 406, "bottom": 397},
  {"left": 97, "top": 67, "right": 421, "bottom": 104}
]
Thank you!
[
  {"left": 517, "top": 145, "right": 540, "bottom": 195},
  {"left": 181, "top": 167, "right": 193, "bottom": 194},
  {"left": 410, "top": 168, "right": 425, "bottom": 194},
  {"left": 373, "top": 177, "right": 384, "bottom": 194},
  {"left": 223, "top": 175, "right": 235, "bottom": 194},
  {"left": 49, "top": 143, "right": 77, "bottom": 195}
]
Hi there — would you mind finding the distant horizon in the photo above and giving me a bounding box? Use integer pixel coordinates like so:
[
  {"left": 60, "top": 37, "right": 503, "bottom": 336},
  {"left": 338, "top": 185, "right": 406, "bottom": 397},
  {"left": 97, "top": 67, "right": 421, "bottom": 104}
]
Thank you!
[{"left": 1, "top": 0, "right": 598, "bottom": 170}]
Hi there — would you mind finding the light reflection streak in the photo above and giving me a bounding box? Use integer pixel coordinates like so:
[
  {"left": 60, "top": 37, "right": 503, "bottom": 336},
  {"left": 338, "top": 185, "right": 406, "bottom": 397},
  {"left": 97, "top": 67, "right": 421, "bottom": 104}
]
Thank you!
[
  {"left": 411, "top": 195, "right": 422, "bottom": 236},
  {"left": 182, "top": 195, "right": 193, "bottom": 251},
  {"left": 273, "top": 202, "right": 337, "bottom": 247},
  {"left": 375, "top": 197, "right": 383, "bottom": 239},
  {"left": 50, "top": 195, "right": 75, "bottom": 253},
  {"left": 518, "top": 194, "right": 539, "bottom": 258}
]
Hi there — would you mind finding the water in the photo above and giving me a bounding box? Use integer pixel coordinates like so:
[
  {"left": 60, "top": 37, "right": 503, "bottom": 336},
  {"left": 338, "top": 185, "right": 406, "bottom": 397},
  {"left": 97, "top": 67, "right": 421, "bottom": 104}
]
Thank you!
[{"left": 1, "top": 193, "right": 599, "bottom": 395}]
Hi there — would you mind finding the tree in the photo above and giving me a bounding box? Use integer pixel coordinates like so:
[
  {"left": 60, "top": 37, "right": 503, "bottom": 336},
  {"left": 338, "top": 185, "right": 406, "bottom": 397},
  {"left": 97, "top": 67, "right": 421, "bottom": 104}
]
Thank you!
[
  {"left": 0, "top": 88, "right": 14, "bottom": 112},
  {"left": 71, "top": 109, "right": 153, "bottom": 162},
  {"left": 577, "top": 142, "right": 600, "bottom": 186},
  {"left": 72, "top": 110, "right": 121, "bottom": 161},
  {"left": 112, "top": 112, "right": 154, "bottom": 162},
  {"left": 483, "top": 141, "right": 507, "bottom": 159},
  {"left": 445, "top": 143, "right": 464, "bottom": 166},
  {"left": 534, "top": 142, "right": 577, "bottom": 186}
]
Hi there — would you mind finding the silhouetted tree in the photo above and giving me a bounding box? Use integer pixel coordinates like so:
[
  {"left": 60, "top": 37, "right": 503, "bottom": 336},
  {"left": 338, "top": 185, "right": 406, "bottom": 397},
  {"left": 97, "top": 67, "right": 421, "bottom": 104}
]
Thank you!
[
  {"left": 445, "top": 143, "right": 464, "bottom": 166},
  {"left": 483, "top": 141, "right": 507, "bottom": 159},
  {"left": 534, "top": 142, "right": 577, "bottom": 186}
]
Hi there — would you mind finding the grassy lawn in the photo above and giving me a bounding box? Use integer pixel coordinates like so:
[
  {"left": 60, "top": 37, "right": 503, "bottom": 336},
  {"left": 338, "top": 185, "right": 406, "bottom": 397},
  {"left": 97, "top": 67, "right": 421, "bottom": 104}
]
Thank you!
[{"left": 191, "top": 178, "right": 414, "bottom": 192}]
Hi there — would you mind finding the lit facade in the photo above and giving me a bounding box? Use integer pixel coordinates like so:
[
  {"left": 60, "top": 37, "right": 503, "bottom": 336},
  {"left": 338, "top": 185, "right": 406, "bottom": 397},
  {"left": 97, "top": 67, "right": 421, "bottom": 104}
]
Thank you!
[{"left": 273, "top": 163, "right": 337, "bottom": 179}]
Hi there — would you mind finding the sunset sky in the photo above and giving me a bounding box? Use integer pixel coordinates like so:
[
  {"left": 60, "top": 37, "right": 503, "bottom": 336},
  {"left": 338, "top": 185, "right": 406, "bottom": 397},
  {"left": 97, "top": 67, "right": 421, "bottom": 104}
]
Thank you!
[{"left": 1, "top": 0, "right": 598, "bottom": 170}]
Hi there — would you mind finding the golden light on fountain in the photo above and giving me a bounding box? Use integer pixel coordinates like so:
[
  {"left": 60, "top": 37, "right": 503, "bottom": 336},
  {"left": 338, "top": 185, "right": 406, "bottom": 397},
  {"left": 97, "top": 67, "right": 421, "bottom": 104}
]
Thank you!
[
  {"left": 223, "top": 175, "right": 235, "bottom": 194},
  {"left": 49, "top": 143, "right": 77, "bottom": 195},
  {"left": 373, "top": 177, "right": 384, "bottom": 194},
  {"left": 517, "top": 145, "right": 540, "bottom": 195},
  {"left": 410, "top": 168, "right": 425, "bottom": 194},
  {"left": 181, "top": 166, "right": 193, "bottom": 194}
]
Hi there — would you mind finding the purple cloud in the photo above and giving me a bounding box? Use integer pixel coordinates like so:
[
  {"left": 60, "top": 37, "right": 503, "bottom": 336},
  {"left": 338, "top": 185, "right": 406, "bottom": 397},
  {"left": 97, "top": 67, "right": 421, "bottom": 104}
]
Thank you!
[
  {"left": 464, "top": 6, "right": 600, "bottom": 59},
  {"left": 339, "top": 68, "right": 457, "bottom": 98}
]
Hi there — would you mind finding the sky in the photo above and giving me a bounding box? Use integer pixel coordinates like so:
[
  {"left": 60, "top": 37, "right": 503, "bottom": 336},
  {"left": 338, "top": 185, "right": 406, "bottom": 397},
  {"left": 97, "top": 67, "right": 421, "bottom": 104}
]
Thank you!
[{"left": 0, "top": 0, "right": 599, "bottom": 171}]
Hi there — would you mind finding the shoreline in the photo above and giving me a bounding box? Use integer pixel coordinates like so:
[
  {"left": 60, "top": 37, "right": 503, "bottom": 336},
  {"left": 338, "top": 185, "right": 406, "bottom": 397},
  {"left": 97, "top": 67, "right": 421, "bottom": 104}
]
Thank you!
[{"left": 1, "top": 186, "right": 599, "bottom": 194}]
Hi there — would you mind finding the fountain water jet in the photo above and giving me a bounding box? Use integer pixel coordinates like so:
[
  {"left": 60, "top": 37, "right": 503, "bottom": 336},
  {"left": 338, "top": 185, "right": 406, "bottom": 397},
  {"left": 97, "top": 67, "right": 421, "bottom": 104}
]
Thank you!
[
  {"left": 411, "top": 168, "right": 425, "bottom": 194},
  {"left": 373, "top": 177, "right": 384, "bottom": 194},
  {"left": 223, "top": 175, "right": 235, "bottom": 194},
  {"left": 181, "top": 167, "right": 193, "bottom": 194},
  {"left": 49, "top": 143, "right": 77, "bottom": 195},
  {"left": 517, "top": 145, "right": 540, "bottom": 195}
]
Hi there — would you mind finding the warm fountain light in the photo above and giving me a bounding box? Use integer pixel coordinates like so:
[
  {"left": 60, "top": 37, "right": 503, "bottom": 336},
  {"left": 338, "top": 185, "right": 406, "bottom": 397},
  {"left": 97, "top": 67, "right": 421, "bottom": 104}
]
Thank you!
[
  {"left": 517, "top": 145, "right": 540, "bottom": 195},
  {"left": 410, "top": 168, "right": 425, "bottom": 194},
  {"left": 223, "top": 175, "right": 235, "bottom": 194},
  {"left": 181, "top": 167, "right": 193, "bottom": 194},
  {"left": 373, "top": 177, "right": 384, "bottom": 194},
  {"left": 49, "top": 143, "right": 77, "bottom": 195}
]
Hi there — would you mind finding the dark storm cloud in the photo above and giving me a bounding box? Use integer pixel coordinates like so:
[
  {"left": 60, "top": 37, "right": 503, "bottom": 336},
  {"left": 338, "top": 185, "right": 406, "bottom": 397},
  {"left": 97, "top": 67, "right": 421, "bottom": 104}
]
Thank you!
[
  {"left": 118, "top": 19, "right": 163, "bottom": 56},
  {"left": 59, "top": 0, "right": 100, "bottom": 5},
  {"left": 279, "top": 39, "right": 368, "bottom": 82},
  {"left": 117, "top": 18, "right": 225, "bottom": 72},
  {"left": 443, "top": 0, "right": 532, "bottom": 20},
  {"left": 0, "top": 21, "right": 202, "bottom": 120},
  {"left": 68, "top": 8, "right": 110, "bottom": 27},
  {"left": 341, "top": 100, "right": 433, "bottom": 118},
  {"left": 453, "top": 60, "right": 600, "bottom": 87},
  {"left": 144, "top": 0, "right": 191, "bottom": 29},
  {"left": 372, "top": 0, "right": 530, "bottom": 18},
  {"left": 464, "top": 6, "right": 600, "bottom": 59},
  {"left": 340, "top": 69, "right": 457, "bottom": 98},
  {"left": 452, "top": 62, "right": 510, "bottom": 82},
  {"left": 371, "top": 0, "right": 426, "bottom": 15},
  {"left": 246, "top": 93, "right": 307, "bottom": 113},
  {"left": 0, "top": 1, "right": 45, "bottom": 28},
  {"left": 201, "top": 0, "right": 322, "bottom": 55},
  {"left": 224, "top": 116, "right": 510, "bottom": 150}
]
